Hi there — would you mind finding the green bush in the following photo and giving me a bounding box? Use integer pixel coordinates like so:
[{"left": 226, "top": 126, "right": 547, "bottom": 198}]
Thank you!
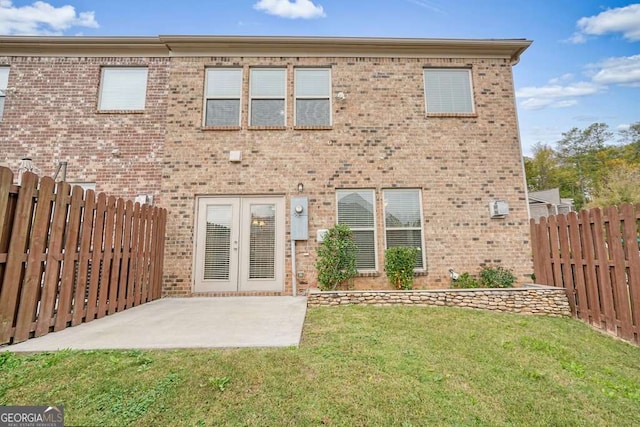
[
  {"left": 479, "top": 266, "right": 516, "bottom": 288},
  {"left": 316, "top": 223, "right": 358, "bottom": 291},
  {"left": 384, "top": 246, "right": 419, "bottom": 290},
  {"left": 451, "top": 272, "right": 480, "bottom": 289}
]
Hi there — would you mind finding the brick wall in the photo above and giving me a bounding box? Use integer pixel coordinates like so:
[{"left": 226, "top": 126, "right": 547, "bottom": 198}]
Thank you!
[
  {"left": 162, "top": 55, "right": 532, "bottom": 295},
  {"left": 0, "top": 56, "right": 170, "bottom": 201}
]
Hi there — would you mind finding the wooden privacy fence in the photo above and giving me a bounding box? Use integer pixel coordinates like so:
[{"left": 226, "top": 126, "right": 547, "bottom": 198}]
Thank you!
[
  {"left": 0, "top": 167, "right": 167, "bottom": 345},
  {"left": 530, "top": 203, "right": 640, "bottom": 345}
]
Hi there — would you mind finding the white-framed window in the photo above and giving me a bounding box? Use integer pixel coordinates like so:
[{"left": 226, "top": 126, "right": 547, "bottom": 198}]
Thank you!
[
  {"left": 336, "top": 189, "right": 377, "bottom": 271},
  {"left": 423, "top": 68, "right": 474, "bottom": 114},
  {"left": 295, "top": 68, "right": 331, "bottom": 126},
  {"left": 98, "top": 67, "right": 148, "bottom": 111},
  {"left": 249, "top": 68, "right": 286, "bottom": 126},
  {"left": 0, "top": 66, "right": 9, "bottom": 120},
  {"left": 204, "top": 68, "right": 242, "bottom": 126},
  {"left": 383, "top": 189, "right": 425, "bottom": 269}
]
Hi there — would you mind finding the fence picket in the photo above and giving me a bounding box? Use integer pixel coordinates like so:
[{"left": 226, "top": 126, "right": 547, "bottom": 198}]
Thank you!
[
  {"left": 72, "top": 189, "right": 96, "bottom": 326},
  {"left": 0, "top": 172, "right": 38, "bottom": 343},
  {"left": 35, "top": 181, "right": 70, "bottom": 337},
  {"left": 54, "top": 185, "right": 84, "bottom": 332},
  {"left": 117, "top": 201, "right": 134, "bottom": 311},
  {"left": 566, "top": 212, "right": 589, "bottom": 322},
  {"left": 621, "top": 204, "right": 640, "bottom": 344},
  {"left": 128, "top": 203, "right": 142, "bottom": 308},
  {"left": 591, "top": 208, "right": 616, "bottom": 333},
  {"left": 97, "top": 196, "right": 117, "bottom": 319},
  {"left": 605, "top": 206, "right": 633, "bottom": 341},
  {"left": 13, "top": 177, "right": 55, "bottom": 342},
  {"left": 108, "top": 199, "right": 125, "bottom": 315},
  {"left": 85, "top": 193, "right": 107, "bottom": 322},
  {"left": 557, "top": 214, "right": 576, "bottom": 313}
]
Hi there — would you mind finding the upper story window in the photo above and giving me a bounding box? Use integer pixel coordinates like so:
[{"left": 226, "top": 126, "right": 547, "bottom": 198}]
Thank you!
[
  {"left": 249, "top": 68, "right": 286, "bottom": 127},
  {"left": 204, "top": 68, "right": 242, "bottom": 127},
  {"left": 423, "top": 68, "right": 474, "bottom": 114},
  {"left": 337, "top": 189, "right": 377, "bottom": 271},
  {"left": 295, "top": 68, "right": 331, "bottom": 127},
  {"left": 383, "top": 189, "right": 425, "bottom": 269},
  {"left": 0, "top": 66, "right": 9, "bottom": 120},
  {"left": 98, "top": 67, "right": 148, "bottom": 111}
]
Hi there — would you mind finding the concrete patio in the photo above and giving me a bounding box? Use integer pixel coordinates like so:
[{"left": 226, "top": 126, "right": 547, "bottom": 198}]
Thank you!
[{"left": 1, "top": 297, "right": 308, "bottom": 352}]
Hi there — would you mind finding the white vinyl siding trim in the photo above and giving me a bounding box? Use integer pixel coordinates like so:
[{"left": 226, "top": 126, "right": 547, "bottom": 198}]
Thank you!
[
  {"left": 383, "top": 189, "right": 425, "bottom": 269},
  {"left": 295, "top": 68, "right": 331, "bottom": 126},
  {"left": 424, "top": 68, "right": 474, "bottom": 114},
  {"left": 98, "top": 67, "right": 148, "bottom": 111},
  {"left": 204, "top": 68, "right": 242, "bottom": 126},
  {"left": 337, "top": 189, "right": 377, "bottom": 271},
  {"left": 249, "top": 68, "right": 286, "bottom": 126},
  {"left": 0, "top": 67, "right": 9, "bottom": 120}
]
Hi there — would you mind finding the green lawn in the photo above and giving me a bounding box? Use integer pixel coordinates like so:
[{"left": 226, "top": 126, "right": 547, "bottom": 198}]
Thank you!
[{"left": 2, "top": 306, "right": 640, "bottom": 426}]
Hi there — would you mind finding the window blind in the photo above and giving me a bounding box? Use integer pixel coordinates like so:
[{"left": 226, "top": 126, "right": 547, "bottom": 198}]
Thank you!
[
  {"left": 248, "top": 204, "right": 276, "bottom": 279},
  {"left": 250, "top": 69, "right": 286, "bottom": 97},
  {"left": 424, "top": 69, "right": 473, "bottom": 113},
  {"left": 205, "top": 69, "right": 242, "bottom": 126},
  {"left": 383, "top": 189, "right": 424, "bottom": 269},
  {"left": 337, "top": 190, "right": 376, "bottom": 270},
  {"left": 204, "top": 205, "right": 233, "bottom": 280},
  {"left": 0, "top": 67, "right": 9, "bottom": 120},
  {"left": 98, "top": 67, "right": 148, "bottom": 111},
  {"left": 295, "top": 68, "right": 331, "bottom": 126}
]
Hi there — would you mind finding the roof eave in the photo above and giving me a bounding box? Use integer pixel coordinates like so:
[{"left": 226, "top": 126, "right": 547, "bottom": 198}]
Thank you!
[{"left": 0, "top": 35, "right": 532, "bottom": 61}]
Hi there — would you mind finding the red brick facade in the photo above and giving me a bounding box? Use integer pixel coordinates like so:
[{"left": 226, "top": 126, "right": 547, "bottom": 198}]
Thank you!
[{"left": 0, "top": 36, "right": 533, "bottom": 296}]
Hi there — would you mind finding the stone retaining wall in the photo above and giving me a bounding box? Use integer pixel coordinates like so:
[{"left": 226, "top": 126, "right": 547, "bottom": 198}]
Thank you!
[{"left": 307, "top": 285, "right": 571, "bottom": 317}]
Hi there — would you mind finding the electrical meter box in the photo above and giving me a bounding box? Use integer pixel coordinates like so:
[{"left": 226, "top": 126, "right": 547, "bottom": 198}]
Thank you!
[{"left": 290, "top": 197, "right": 309, "bottom": 240}]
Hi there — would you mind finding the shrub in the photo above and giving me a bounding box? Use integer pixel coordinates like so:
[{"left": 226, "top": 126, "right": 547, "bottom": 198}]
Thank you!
[
  {"left": 479, "top": 265, "right": 516, "bottom": 288},
  {"left": 384, "top": 246, "right": 419, "bottom": 290},
  {"left": 316, "top": 223, "right": 358, "bottom": 291},
  {"left": 451, "top": 272, "right": 480, "bottom": 289}
]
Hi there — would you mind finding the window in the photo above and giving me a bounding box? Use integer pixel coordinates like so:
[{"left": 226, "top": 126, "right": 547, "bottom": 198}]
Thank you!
[
  {"left": 383, "top": 189, "right": 425, "bottom": 269},
  {"left": 98, "top": 67, "right": 148, "bottom": 111},
  {"left": 295, "top": 68, "right": 331, "bottom": 126},
  {"left": 337, "top": 190, "right": 377, "bottom": 271},
  {"left": 0, "top": 67, "right": 9, "bottom": 120},
  {"left": 423, "top": 68, "right": 474, "bottom": 114},
  {"left": 250, "top": 68, "right": 286, "bottom": 126},
  {"left": 204, "top": 68, "right": 242, "bottom": 126}
]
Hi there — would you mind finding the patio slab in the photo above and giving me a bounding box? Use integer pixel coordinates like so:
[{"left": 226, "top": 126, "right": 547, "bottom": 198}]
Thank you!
[{"left": 1, "top": 296, "right": 307, "bottom": 352}]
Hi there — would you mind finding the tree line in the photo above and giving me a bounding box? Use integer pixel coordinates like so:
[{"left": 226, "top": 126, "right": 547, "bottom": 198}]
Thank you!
[{"left": 524, "top": 122, "right": 640, "bottom": 210}]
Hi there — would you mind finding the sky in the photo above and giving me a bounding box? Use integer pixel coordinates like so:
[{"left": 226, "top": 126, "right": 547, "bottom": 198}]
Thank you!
[{"left": 0, "top": 0, "right": 639, "bottom": 156}]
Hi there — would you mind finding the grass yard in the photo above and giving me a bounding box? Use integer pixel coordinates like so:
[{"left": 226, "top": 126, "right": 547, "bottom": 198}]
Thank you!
[{"left": 1, "top": 306, "right": 640, "bottom": 426}]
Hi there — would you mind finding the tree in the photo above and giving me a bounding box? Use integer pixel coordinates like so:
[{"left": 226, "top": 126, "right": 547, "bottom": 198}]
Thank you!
[
  {"left": 589, "top": 165, "right": 640, "bottom": 207},
  {"left": 524, "top": 143, "right": 560, "bottom": 191},
  {"left": 556, "top": 123, "right": 613, "bottom": 207},
  {"left": 620, "top": 121, "right": 640, "bottom": 165}
]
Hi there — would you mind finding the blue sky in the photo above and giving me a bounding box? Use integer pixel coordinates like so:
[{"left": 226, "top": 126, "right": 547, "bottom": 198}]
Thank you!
[{"left": 1, "top": 0, "right": 639, "bottom": 156}]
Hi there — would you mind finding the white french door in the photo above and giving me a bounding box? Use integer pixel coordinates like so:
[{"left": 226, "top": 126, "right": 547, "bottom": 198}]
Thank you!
[{"left": 194, "top": 197, "right": 285, "bottom": 292}]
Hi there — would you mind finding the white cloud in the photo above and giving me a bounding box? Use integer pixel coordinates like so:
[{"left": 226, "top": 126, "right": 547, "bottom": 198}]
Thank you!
[
  {"left": 516, "top": 80, "right": 601, "bottom": 110},
  {"left": 253, "top": 0, "right": 325, "bottom": 19},
  {"left": 548, "top": 73, "right": 574, "bottom": 85},
  {"left": 588, "top": 54, "right": 640, "bottom": 86},
  {"left": 570, "top": 4, "right": 640, "bottom": 43},
  {"left": 0, "top": 1, "right": 98, "bottom": 35}
]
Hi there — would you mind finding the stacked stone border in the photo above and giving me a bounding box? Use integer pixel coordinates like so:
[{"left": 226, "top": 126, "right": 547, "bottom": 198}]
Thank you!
[{"left": 307, "top": 284, "right": 571, "bottom": 317}]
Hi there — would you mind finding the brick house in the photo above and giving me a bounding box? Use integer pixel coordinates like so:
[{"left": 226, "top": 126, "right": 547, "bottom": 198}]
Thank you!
[{"left": 0, "top": 35, "right": 533, "bottom": 296}]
